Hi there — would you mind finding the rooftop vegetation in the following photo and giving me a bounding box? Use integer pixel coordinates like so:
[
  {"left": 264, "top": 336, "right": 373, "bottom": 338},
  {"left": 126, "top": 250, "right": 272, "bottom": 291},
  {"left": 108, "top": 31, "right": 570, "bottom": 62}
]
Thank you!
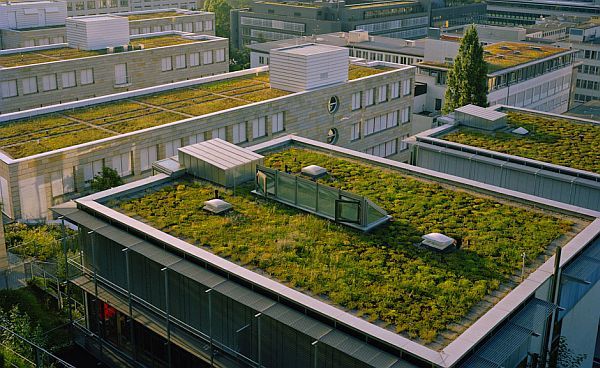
[
  {"left": 126, "top": 11, "right": 182, "bottom": 20},
  {"left": 443, "top": 111, "right": 600, "bottom": 174},
  {"left": 116, "top": 148, "right": 575, "bottom": 344},
  {"left": 484, "top": 42, "right": 566, "bottom": 73},
  {"left": 0, "top": 64, "right": 384, "bottom": 159},
  {"left": 0, "top": 35, "right": 196, "bottom": 68}
]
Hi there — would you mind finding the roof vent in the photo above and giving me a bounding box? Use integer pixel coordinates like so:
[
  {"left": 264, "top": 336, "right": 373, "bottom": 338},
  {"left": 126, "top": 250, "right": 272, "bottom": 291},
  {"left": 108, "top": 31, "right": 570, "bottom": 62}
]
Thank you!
[
  {"left": 301, "top": 165, "right": 327, "bottom": 179},
  {"left": 421, "top": 233, "right": 457, "bottom": 252},
  {"left": 203, "top": 199, "right": 233, "bottom": 214},
  {"left": 512, "top": 126, "right": 529, "bottom": 135},
  {"left": 454, "top": 105, "right": 507, "bottom": 131},
  {"left": 500, "top": 45, "right": 511, "bottom": 50}
]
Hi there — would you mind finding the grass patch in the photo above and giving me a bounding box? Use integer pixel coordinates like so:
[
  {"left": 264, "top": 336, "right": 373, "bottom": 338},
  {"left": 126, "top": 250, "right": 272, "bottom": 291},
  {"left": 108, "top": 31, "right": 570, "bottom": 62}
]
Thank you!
[
  {"left": 132, "top": 35, "right": 197, "bottom": 49},
  {"left": 349, "top": 65, "right": 393, "bottom": 80},
  {"left": 117, "top": 148, "right": 573, "bottom": 343},
  {"left": 105, "top": 111, "right": 185, "bottom": 133},
  {"left": 443, "top": 111, "right": 600, "bottom": 174},
  {"left": 127, "top": 11, "right": 181, "bottom": 20}
]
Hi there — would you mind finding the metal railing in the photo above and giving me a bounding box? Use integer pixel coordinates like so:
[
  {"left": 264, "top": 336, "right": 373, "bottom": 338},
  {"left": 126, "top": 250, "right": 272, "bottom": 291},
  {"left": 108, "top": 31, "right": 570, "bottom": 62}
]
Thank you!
[{"left": 0, "top": 325, "right": 76, "bottom": 368}]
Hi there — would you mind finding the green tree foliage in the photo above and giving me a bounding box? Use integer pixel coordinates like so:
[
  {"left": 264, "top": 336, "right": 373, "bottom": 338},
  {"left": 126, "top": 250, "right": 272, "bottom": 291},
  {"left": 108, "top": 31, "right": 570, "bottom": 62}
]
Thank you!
[
  {"left": 90, "top": 167, "right": 124, "bottom": 192},
  {"left": 229, "top": 46, "right": 250, "bottom": 71},
  {"left": 443, "top": 25, "right": 488, "bottom": 113},
  {"left": 204, "top": 0, "right": 232, "bottom": 38}
]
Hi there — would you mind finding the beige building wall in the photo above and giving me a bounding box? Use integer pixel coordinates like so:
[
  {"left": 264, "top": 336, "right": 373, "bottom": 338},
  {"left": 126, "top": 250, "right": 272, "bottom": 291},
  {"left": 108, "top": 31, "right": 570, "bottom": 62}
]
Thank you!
[
  {"left": 0, "top": 66, "right": 415, "bottom": 220},
  {"left": 0, "top": 37, "right": 229, "bottom": 113},
  {"left": 0, "top": 27, "right": 66, "bottom": 49},
  {"left": 128, "top": 12, "right": 214, "bottom": 36}
]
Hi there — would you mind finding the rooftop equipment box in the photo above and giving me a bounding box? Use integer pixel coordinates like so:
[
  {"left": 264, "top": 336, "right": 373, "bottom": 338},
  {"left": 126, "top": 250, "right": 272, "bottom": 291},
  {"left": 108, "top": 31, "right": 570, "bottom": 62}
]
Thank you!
[
  {"left": 0, "top": 1, "right": 67, "bottom": 30},
  {"left": 455, "top": 104, "right": 507, "bottom": 131},
  {"left": 66, "top": 15, "right": 130, "bottom": 50},
  {"left": 178, "top": 139, "right": 264, "bottom": 188},
  {"left": 269, "top": 43, "right": 349, "bottom": 92}
]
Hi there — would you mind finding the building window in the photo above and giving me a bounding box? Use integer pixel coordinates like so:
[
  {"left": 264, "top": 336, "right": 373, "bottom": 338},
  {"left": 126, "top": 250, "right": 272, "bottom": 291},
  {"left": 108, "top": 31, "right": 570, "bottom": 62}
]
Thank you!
[
  {"left": 399, "top": 134, "right": 409, "bottom": 151},
  {"left": 402, "top": 79, "right": 412, "bottom": 96},
  {"left": 366, "top": 139, "right": 397, "bottom": 158},
  {"left": 391, "top": 81, "right": 400, "bottom": 99},
  {"left": 233, "top": 122, "right": 247, "bottom": 144},
  {"left": 111, "top": 152, "right": 132, "bottom": 177},
  {"left": 114, "top": 63, "right": 127, "bottom": 85},
  {"left": 259, "top": 56, "right": 266, "bottom": 65},
  {"left": 42, "top": 74, "right": 57, "bottom": 91},
  {"left": 401, "top": 107, "right": 410, "bottom": 124},
  {"left": 194, "top": 22, "right": 203, "bottom": 32},
  {"left": 184, "top": 22, "right": 193, "bottom": 32},
  {"left": 23, "top": 40, "right": 35, "bottom": 48},
  {"left": 165, "top": 139, "right": 181, "bottom": 157},
  {"left": 139, "top": 145, "right": 158, "bottom": 171},
  {"left": 189, "top": 53, "right": 200, "bottom": 67},
  {"left": 271, "top": 112, "right": 284, "bottom": 133},
  {"left": 215, "top": 49, "right": 225, "bottom": 63},
  {"left": 351, "top": 92, "right": 361, "bottom": 110},
  {"left": 1, "top": 80, "right": 17, "bottom": 98},
  {"left": 161, "top": 57, "right": 173, "bottom": 71},
  {"left": 61, "top": 71, "right": 76, "bottom": 88},
  {"left": 175, "top": 54, "right": 186, "bottom": 69},
  {"left": 328, "top": 96, "right": 339, "bottom": 113},
  {"left": 189, "top": 133, "right": 204, "bottom": 144},
  {"left": 327, "top": 128, "right": 339, "bottom": 144},
  {"left": 52, "top": 36, "right": 64, "bottom": 44},
  {"left": 364, "top": 111, "right": 398, "bottom": 136},
  {"left": 38, "top": 38, "right": 49, "bottom": 46},
  {"left": 212, "top": 127, "right": 226, "bottom": 140},
  {"left": 365, "top": 88, "right": 375, "bottom": 106},
  {"left": 22, "top": 77, "right": 38, "bottom": 94},
  {"left": 83, "top": 159, "right": 104, "bottom": 184},
  {"left": 87, "top": 0, "right": 96, "bottom": 9},
  {"left": 351, "top": 122, "right": 360, "bottom": 141},
  {"left": 378, "top": 85, "right": 387, "bottom": 102},
  {"left": 203, "top": 51, "right": 213, "bottom": 65},
  {"left": 251, "top": 117, "right": 266, "bottom": 139},
  {"left": 80, "top": 69, "right": 94, "bottom": 85},
  {"left": 204, "top": 20, "right": 213, "bottom": 31},
  {"left": 51, "top": 168, "right": 75, "bottom": 197}
]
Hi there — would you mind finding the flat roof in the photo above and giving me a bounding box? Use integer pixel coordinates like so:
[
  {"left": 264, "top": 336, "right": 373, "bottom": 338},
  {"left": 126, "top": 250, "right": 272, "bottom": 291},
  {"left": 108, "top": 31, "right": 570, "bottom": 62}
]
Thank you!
[
  {"left": 484, "top": 42, "right": 568, "bottom": 72},
  {"left": 126, "top": 10, "right": 182, "bottom": 20},
  {"left": 0, "top": 65, "right": 388, "bottom": 159},
  {"left": 274, "top": 43, "right": 347, "bottom": 55},
  {"left": 441, "top": 109, "right": 600, "bottom": 174},
  {"left": 0, "top": 34, "right": 198, "bottom": 68},
  {"left": 566, "top": 100, "right": 600, "bottom": 120},
  {"left": 111, "top": 146, "right": 583, "bottom": 348},
  {"left": 73, "top": 14, "right": 123, "bottom": 22}
]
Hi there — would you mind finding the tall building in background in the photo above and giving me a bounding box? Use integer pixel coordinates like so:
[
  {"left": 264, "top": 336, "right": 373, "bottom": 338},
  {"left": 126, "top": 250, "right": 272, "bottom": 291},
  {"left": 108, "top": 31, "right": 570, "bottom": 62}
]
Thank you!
[
  {"left": 230, "top": 0, "right": 430, "bottom": 49},
  {"left": 487, "top": 0, "right": 600, "bottom": 26}
]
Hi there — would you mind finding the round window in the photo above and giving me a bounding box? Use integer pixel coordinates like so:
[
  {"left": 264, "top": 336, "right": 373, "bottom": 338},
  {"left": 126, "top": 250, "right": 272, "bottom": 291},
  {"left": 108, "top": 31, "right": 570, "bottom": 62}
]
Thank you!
[
  {"left": 327, "top": 96, "right": 339, "bottom": 114},
  {"left": 327, "top": 128, "right": 339, "bottom": 144}
]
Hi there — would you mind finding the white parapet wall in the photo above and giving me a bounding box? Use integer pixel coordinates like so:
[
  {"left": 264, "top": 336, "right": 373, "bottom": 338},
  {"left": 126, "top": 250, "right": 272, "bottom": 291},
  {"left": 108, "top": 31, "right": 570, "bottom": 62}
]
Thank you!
[
  {"left": 269, "top": 43, "right": 349, "bottom": 92},
  {"left": 0, "top": 1, "right": 67, "bottom": 30}
]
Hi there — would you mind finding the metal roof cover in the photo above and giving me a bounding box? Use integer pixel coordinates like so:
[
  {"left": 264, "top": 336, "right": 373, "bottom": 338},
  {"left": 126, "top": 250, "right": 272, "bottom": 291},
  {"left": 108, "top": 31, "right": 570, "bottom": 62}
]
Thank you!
[
  {"left": 129, "top": 241, "right": 181, "bottom": 266},
  {"left": 178, "top": 139, "right": 264, "bottom": 188},
  {"left": 168, "top": 260, "right": 226, "bottom": 289},
  {"left": 455, "top": 105, "right": 506, "bottom": 122}
]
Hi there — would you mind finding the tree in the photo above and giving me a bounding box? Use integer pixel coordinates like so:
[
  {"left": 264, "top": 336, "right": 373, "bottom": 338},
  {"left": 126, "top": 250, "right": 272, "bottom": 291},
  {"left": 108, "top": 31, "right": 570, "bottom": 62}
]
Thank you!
[
  {"left": 90, "top": 167, "right": 123, "bottom": 191},
  {"left": 229, "top": 46, "right": 250, "bottom": 71},
  {"left": 442, "top": 25, "right": 488, "bottom": 113},
  {"left": 204, "top": 0, "right": 232, "bottom": 38}
]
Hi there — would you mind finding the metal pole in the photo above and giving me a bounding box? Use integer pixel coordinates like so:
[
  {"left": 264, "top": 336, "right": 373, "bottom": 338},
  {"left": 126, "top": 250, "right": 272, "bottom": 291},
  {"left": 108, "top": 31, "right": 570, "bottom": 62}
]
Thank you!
[
  {"left": 60, "top": 217, "right": 73, "bottom": 325},
  {"left": 541, "top": 246, "right": 562, "bottom": 367},
  {"left": 123, "top": 248, "right": 135, "bottom": 358},
  {"left": 89, "top": 230, "right": 103, "bottom": 359},
  {"left": 206, "top": 288, "right": 213, "bottom": 367},
  {"left": 162, "top": 266, "right": 172, "bottom": 368},
  {"left": 255, "top": 313, "right": 261, "bottom": 368},
  {"left": 311, "top": 340, "right": 318, "bottom": 368}
]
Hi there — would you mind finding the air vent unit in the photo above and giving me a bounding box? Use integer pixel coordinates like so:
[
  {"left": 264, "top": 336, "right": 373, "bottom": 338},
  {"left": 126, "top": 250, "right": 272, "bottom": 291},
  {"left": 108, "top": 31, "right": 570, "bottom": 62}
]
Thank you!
[
  {"left": 455, "top": 105, "right": 507, "bottom": 131},
  {"left": 421, "top": 233, "right": 457, "bottom": 252},
  {"left": 301, "top": 165, "right": 327, "bottom": 179},
  {"left": 512, "top": 127, "right": 529, "bottom": 135},
  {"left": 203, "top": 199, "right": 232, "bottom": 214}
]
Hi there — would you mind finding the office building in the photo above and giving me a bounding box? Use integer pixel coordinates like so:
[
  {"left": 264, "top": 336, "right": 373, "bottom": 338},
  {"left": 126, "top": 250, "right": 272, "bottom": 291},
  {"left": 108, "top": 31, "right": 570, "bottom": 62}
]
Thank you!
[{"left": 0, "top": 44, "right": 415, "bottom": 220}]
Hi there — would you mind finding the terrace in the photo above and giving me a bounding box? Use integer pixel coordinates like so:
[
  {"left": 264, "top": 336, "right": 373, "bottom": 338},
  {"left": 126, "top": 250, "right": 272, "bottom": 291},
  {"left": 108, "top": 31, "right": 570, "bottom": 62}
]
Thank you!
[
  {"left": 442, "top": 111, "right": 600, "bottom": 174},
  {"left": 0, "top": 65, "right": 390, "bottom": 159},
  {"left": 113, "top": 147, "right": 582, "bottom": 347},
  {"left": 0, "top": 35, "right": 198, "bottom": 68}
]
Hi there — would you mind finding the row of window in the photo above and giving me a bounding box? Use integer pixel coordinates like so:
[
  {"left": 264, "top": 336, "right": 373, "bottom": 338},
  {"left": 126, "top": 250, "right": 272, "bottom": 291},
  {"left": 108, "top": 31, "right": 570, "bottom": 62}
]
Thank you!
[
  {"left": 488, "top": 54, "right": 574, "bottom": 91},
  {"left": 364, "top": 136, "right": 409, "bottom": 158},
  {"left": 576, "top": 64, "right": 600, "bottom": 76},
  {"left": 579, "top": 49, "right": 600, "bottom": 61},
  {"left": 350, "top": 107, "right": 410, "bottom": 140},
  {"left": 68, "top": 0, "right": 127, "bottom": 10},
  {"left": 356, "top": 16, "right": 428, "bottom": 33},
  {"left": 363, "top": 5, "right": 425, "bottom": 20},
  {"left": 488, "top": 75, "right": 570, "bottom": 108},
  {"left": 160, "top": 49, "right": 225, "bottom": 71},
  {"left": 349, "top": 49, "right": 422, "bottom": 65},
  {"left": 240, "top": 16, "right": 305, "bottom": 33},
  {"left": 576, "top": 79, "right": 600, "bottom": 91},
  {"left": 574, "top": 93, "right": 600, "bottom": 103},
  {"left": 382, "top": 27, "right": 428, "bottom": 39},
  {"left": 248, "top": 29, "right": 297, "bottom": 41},
  {"left": 21, "top": 36, "right": 64, "bottom": 48},
  {"left": 1, "top": 69, "right": 93, "bottom": 98},
  {"left": 351, "top": 80, "right": 411, "bottom": 110},
  {"left": 130, "top": 20, "right": 213, "bottom": 35},
  {"left": 52, "top": 113, "right": 287, "bottom": 198}
]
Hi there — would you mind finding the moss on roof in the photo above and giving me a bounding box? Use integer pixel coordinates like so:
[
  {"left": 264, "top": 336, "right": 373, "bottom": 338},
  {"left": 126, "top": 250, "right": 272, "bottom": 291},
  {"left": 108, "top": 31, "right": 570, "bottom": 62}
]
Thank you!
[
  {"left": 442, "top": 111, "right": 600, "bottom": 174},
  {"left": 126, "top": 11, "right": 182, "bottom": 20},
  {"left": 116, "top": 148, "right": 577, "bottom": 345},
  {"left": 484, "top": 42, "right": 567, "bottom": 73}
]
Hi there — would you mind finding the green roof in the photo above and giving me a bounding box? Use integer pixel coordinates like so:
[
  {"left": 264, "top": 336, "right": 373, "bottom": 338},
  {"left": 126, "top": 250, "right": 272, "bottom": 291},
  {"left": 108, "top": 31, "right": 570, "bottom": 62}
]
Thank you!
[
  {"left": 126, "top": 11, "right": 183, "bottom": 20},
  {"left": 0, "top": 65, "right": 390, "bottom": 159},
  {"left": 0, "top": 35, "right": 198, "bottom": 68},
  {"left": 442, "top": 111, "right": 600, "bottom": 174},
  {"left": 115, "top": 148, "right": 579, "bottom": 346}
]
